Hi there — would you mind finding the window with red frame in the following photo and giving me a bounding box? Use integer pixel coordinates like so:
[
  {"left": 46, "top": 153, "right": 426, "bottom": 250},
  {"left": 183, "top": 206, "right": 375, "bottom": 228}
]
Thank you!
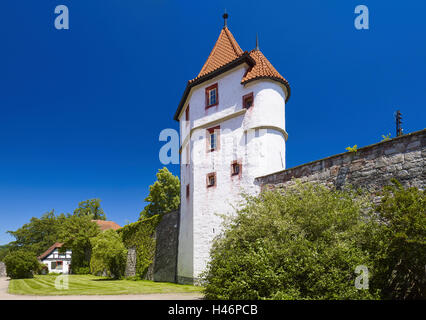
[
  {"left": 231, "top": 161, "right": 241, "bottom": 176},
  {"left": 242, "top": 92, "right": 254, "bottom": 109},
  {"left": 206, "top": 126, "right": 220, "bottom": 152},
  {"left": 206, "top": 172, "right": 216, "bottom": 188},
  {"left": 205, "top": 83, "right": 218, "bottom": 108}
]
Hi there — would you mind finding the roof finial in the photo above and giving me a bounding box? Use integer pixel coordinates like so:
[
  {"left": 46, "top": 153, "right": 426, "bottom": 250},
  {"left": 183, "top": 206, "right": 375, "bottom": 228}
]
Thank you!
[
  {"left": 223, "top": 9, "right": 228, "bottom": 28},
  {"left": 255, "top": 33, "right": 259, "bottom": 50}
]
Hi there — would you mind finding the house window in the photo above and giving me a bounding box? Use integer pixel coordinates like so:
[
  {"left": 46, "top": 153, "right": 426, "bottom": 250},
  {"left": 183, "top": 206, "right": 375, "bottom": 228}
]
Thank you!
[
  {"left": 205, "top": 83, "right": 218, "bottom": 108},
  {"left": 51, "top": 261, "right": 56, "bottom": 270},
  {"left": 56, "top": 261, "right": 63, "bottom": 270},
  {"left": 206, "top": 126, "right": 220, "bottom": 152},
  {"left": 231, "top": 161, "right": 241, "bottom": 176},
  {"left": 206, "top": 172, "right": 216, "bottom": 188},
  {"left": 242, "top": 92, "right": 254, "bottom": 109},
  {"left": 186, "top": 184, "right": 190, "bottom": 198}
]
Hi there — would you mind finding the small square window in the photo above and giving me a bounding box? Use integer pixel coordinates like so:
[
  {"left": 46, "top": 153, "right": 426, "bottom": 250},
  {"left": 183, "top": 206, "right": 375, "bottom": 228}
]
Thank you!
[
  {"left": 209, "top": 88, "right": 217, "bottom": 105},
  {"left": 231, "top": 161, "right": 242, "bottom": 176},
  {"left": 207, "top": 172, "right": 216, "bottom": 188},
  {"left": 243, "top": 92, "right": 254, "bottom": 109},
  {"left": 206, "top": 126, "right": 220, "bottom": 152},
  {"left": 205, "top": 83, "right": 219, "bottom": 108}
]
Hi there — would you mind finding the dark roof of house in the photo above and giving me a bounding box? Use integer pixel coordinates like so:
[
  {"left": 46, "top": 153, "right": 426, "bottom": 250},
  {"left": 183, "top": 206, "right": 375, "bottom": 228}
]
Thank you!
[{"left": 38, "top": 242, "right": 63, "bottom": 260}]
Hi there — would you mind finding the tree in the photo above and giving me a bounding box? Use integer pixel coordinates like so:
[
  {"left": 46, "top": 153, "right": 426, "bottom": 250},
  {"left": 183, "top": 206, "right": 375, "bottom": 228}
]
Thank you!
[
  {"left": 74, "top": 198, "right": 107, "bottom": 220},
  {"left": 59, "top": 215, "right": 101, "bottom": 273},
  {"left": 7, "top": 210, "right": 68, "bottom": 256},
  {"left": 373, "top": 179, "right": 426, "bottom": 299},
  {"left": 203, "top": 182, "right": 381, "bottom": 300},
  {"left": 90, "top": 229, "right": 127, "bottom": 279},
  {"left": 0, "top": 244, "right": 11, "bottom": 261},
  {"left": 3, "top": 250, "right": 41, "bottom": 279},
  {"left": 140, "top": 167, "right": 180, "bottom": 219}
]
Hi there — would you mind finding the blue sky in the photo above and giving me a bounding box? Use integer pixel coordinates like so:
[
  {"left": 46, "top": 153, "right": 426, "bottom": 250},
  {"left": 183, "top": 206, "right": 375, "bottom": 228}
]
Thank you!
[{"left": 0, "top": 1, "right": 425, "bottom": 244}]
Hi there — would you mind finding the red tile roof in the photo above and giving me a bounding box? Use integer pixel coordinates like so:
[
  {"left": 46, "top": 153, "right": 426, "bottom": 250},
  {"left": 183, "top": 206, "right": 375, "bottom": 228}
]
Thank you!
[
  {"left": 193, "top": 27, "right": 244, "bottom": 82},
  {"left": 175, "top": 26, "right": 290, "bottom": 120},
  {"left": 38, "top": 242, "right": 63, "bottom": 260},
  {"left": 92, "top": 220, "right": 121, "bottom": 231},
  {"left": 242, "top": 49, "right": 290, "bottom": 92}
]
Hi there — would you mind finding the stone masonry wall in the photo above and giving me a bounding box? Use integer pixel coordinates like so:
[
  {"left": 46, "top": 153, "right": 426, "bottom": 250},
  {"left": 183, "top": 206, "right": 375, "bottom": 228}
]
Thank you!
[
  {"left": 0, "top": 262, "right": 6, "bottom": 277},
  {"left": 140, "top": 210, "right": 180, "bottom": 282},
  {"left": 124, "top": 246, "right": 136, "bottom": 278},
  {"left": 152, "top": 210, "right": 180, "bottom": 283},
  {"left": 256, "top": 129, "right": 425, "bottom": 193}
]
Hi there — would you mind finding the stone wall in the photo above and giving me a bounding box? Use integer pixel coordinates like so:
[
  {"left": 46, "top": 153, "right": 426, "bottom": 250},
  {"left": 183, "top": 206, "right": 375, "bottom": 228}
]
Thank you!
[
  {"left": 152, "top": 210, "right": 180, "bottom": 283},
  {"left": 256, "top": 129, "right": 425, "bottom": 193},
  {"left": 0, "top": 262, "right": 6, "bottom": 277},
  {"left": 124, "top": 246, "right": 136, "bottom": 278},
  {"left": 127, "top": 210, "right": 180, "bottom": 282}
]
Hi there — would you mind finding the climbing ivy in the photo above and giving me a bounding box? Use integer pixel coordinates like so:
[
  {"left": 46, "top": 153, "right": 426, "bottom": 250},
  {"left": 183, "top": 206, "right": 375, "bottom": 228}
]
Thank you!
[{"left": 118, "top": 215, "right": 162, "bottom": 278}]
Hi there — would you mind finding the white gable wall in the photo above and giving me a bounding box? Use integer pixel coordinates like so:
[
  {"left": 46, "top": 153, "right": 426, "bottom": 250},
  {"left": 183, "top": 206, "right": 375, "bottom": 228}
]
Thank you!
[{"left": 41, "top": 248, "right": 72, "bottom": 274}]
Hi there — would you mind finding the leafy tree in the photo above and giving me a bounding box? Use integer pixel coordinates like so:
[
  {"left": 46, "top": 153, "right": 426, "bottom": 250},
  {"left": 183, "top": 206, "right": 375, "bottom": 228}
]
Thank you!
[
  {"left": 203, "top": 182, "right": 381, "bottom": 300},
  {"left": 373, "top": 179, "right": 426, "bottom": 299},
  {"left": 59, "top": 215, "right": 101, "bottom": 272},
  {"left": 140, "top": 167, "right": 180, "bottom": 219},
  {"left": 3, "top": 250, "right": 41, "bottom": 279},
  {"left": 7, "top": 210, "right": 68, "bottom": 256},
  {"left": 0, "top": 244, "right": 11, "bottom": 261},
  {"left": 74, "top": 198, "right": 107, "bottom": 220},
  {"left": 90, "top": 229, "right": 127, "bottom": 279}
]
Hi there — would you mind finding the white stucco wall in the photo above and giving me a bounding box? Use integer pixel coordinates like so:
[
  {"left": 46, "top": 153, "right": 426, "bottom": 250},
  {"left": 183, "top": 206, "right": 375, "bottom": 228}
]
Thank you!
[{"left": 177, "top": 64, "right": 287, "bottom": 283}]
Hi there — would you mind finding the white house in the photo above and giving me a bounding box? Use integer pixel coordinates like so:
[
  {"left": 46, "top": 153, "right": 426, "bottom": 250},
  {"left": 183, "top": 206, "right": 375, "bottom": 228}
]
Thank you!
[
  {"left": 175, "top": 14, "right": 290, "bottom": 284},
  {"left": 38, "top": 220, "right": 121, "bottom": 274},
  {"left": 38, "top": 242, "right": 72, "bottom": 274}
]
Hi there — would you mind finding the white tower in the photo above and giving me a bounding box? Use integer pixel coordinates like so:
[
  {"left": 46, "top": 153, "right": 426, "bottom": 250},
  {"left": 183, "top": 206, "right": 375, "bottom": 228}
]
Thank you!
[{"left": 174, "top": 14, "right": 290, "bottom": 284}]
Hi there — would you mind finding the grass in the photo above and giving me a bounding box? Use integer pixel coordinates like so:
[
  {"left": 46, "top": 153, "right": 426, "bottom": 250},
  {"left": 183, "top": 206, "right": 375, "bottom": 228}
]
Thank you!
[{"left": 8, "top": 274, "right": 204, "bottom": 296}]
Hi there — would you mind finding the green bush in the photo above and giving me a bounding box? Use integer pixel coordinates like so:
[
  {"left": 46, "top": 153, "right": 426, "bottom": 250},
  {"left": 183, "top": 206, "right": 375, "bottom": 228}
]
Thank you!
[
  {"left": 203, "top": 182, "right": 381, "bottom": 300},
  {"left": 90, "top": 229, "right": 127, "bottom": 279},
  {"left": 73, "top": 266, "right": 90, "bottom": 275},
  {"left": 39, "top": 264, "right": 48, "bottom": 275},
  {"left": 3, "top": 250, "right": 41, "bottom": 279},
  {"left": 372, "top": 179, "right": 426, "bottom": 299}
]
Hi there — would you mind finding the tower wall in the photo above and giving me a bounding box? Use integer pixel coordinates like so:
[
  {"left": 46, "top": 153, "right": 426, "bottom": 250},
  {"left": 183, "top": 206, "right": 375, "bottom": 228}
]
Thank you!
[{"left": 177, "top": 65, "right": 288, "bottom": 283}]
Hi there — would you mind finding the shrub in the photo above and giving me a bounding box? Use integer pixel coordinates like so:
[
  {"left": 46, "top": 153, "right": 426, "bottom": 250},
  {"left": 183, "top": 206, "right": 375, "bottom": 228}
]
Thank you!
[
  {"left": 73, "top": 266, "right": 90, "bottom": 275},
  {"left": 90, "top": 229, "right": 127, "bottom": 279},
  {"left": 372, "top": 179, "right": 426, "bottom": 299},
  {"left": 203, "top": 182, "right": 381, "bottom": 300},
  {"left": 3, "top": 250, "right": 41, "bottom": 279}
]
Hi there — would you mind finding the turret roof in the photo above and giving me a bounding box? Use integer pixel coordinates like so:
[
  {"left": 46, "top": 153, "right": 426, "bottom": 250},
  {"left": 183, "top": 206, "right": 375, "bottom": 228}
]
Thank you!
[{"left": 174, "top": 24, "right": 290, "bottom": 121}]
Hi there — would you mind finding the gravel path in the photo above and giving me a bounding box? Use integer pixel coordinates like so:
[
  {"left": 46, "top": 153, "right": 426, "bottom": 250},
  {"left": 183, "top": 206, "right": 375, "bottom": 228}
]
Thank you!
[{"left": 0, "top": 277, "right": 203, "bottom": 300}]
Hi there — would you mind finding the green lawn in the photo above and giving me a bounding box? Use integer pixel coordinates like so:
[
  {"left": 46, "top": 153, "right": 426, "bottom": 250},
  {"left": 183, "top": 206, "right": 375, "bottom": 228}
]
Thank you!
[{"left": 8, "top": 275, "right": 204, "bottom": 296}]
